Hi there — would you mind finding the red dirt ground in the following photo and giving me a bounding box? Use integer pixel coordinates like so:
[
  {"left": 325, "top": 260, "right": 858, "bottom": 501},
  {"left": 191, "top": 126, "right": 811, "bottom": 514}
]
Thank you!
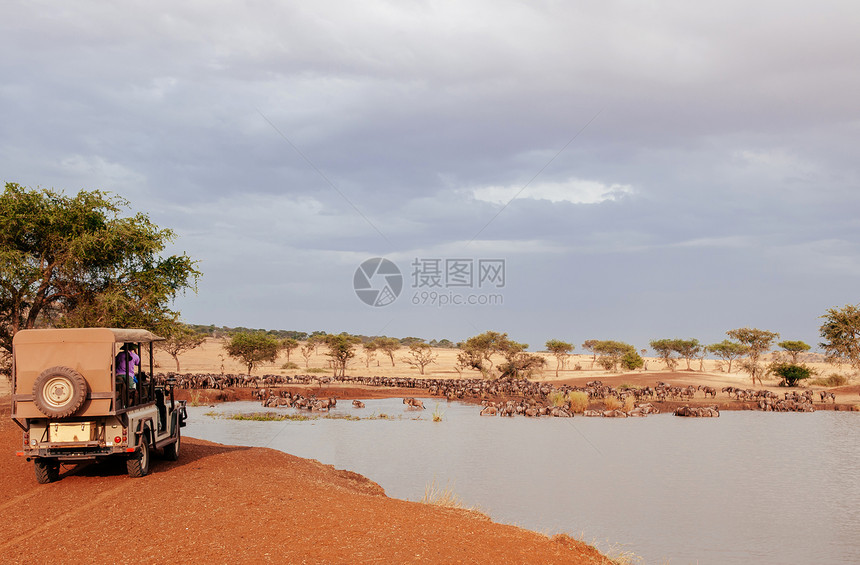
[{"left": 0, "top": 397, "right": 611, "bottom": 564}]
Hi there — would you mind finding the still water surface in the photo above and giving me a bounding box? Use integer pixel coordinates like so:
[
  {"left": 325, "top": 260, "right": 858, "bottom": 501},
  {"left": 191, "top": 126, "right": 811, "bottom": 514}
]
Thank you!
[{"left": 185, "top": 399, "right": 860, "bottom": 564}]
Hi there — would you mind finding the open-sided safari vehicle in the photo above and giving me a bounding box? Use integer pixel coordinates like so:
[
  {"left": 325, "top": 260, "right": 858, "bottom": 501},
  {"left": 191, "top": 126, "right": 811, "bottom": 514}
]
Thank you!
[{"left": 11, "top": 328, "right": 187, "bottom": 483}]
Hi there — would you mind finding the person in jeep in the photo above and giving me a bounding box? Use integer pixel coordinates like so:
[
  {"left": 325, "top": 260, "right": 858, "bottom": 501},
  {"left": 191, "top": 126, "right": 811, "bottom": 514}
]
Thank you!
[{"left": 115, "top": 343, "right": 140, "bottom": 390}]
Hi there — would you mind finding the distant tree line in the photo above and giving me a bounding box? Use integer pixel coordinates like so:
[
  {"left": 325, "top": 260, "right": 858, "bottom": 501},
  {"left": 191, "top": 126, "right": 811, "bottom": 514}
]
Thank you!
[
  {"left": 184, "top": 324, "right": 454, "bottom": 348},
  {"left": 195, "top": 304, "right": 860, "bottom": 386}
]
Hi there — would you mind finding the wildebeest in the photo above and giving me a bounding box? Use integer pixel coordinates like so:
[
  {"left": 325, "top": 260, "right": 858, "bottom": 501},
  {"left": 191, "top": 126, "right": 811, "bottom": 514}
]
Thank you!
[{"left": 403, "top": 397, "right": 425, "bottom": 410}]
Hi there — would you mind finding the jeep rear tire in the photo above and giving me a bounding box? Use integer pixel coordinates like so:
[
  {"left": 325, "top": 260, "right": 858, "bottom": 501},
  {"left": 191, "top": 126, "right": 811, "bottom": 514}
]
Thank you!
[
  {"left": 32, "top": 366, "right": 88, "bottom": 418},
  {"left": 127, "top": 435, "right": 151, "bottom": 478},
  {"left": 34, "top": 459, "right": 60, "bottom": 484}
]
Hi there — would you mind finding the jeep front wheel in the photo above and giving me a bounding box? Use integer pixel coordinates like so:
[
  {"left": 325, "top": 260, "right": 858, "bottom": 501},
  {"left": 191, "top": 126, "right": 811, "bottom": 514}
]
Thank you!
[
  {"left": 127, "top": 435, "right": 151, "bottom": 478},
  {"left": 163, "top": 426, "right": 180, "bottom": 461},
  {"left": 32, "top": 366, "right": 88, "bottom": 418}
]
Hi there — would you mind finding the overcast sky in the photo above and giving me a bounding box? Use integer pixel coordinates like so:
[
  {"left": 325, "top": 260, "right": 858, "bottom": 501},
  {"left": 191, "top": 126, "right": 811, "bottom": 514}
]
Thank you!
[{"left": 3, "top": 1, "right": 859, "bottom": 351}]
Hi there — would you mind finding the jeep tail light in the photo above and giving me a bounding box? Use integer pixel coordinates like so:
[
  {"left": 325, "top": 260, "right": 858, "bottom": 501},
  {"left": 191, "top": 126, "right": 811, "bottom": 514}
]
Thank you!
[{"left": 114, "top": 436, "right": 122, "bottom": 444}]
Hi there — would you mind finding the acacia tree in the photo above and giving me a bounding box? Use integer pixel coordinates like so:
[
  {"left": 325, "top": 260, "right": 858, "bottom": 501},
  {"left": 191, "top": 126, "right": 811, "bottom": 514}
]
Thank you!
[
  {"left": 674, "top": 338, "right": 701, "bottom": 370},
  {"left": 496, "top": 338, "right": 545, "bottom": 379},
  {"left": 545, "top": 339, "right": 573, "bottom": 377},
  {"left": 593, "top": 340, "right": 636, "bottom": 371},
  {"left": 403, "top": 342, "right": 438, "bottom": 375},
  {"left": 362, "top": 340, "right": 379, "bottom": 368},
  {"left": 299, "top": 334, "right": 326, "bottom": 367},
  {"left": 581, "top": 339, "right": 598, "bottom": 369},
  {"left": 0, "top": 183, "right": 200, "bottom": 353},
  {"left": 650, "top": 339, "right": 679, "bottom": 371},
  {"left": 776, "top": 340, "right": 810, "bottom": 364},
  {"left": 225, "top": 332, "right": 283, "bottom": 374},
  {"left": 156, "top": 324, "right": 206, "bottom": 372},
  {"left": 707, "top": 340, "right": 748, "bottom": 373},
  {"left": 726, "top": 327, "right": 779, "bottom": 386},
  {"left": 456, "top": 331, "right": 514, "bottom": 378},
  {"left": 819, "top": 304, "right": 860, "bottom": 370},
  {"left": 374, "top": 337, "right": 401, "bottom": 367},
  {"left": 324, "top": 333, "right": 361, "bottom": 377},
  {"left": 281, "top": 338, "right": 299, "bottom": 363},
  {"left": 300, "top": 343, "right": 314, "bottom": 367}
]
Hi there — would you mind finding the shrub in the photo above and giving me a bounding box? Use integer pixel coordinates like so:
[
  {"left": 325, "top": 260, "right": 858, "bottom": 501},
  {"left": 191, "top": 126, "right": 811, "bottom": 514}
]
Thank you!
[
  {"left": 548, "top": 390, "right": 567, "bottom": 407},
  {"left": 598, "top": 357, "right": 616, "bottom": 370},
  {"left": 621, "top": 351, "right": 644, "bottom": 371},
  {"left": 808, "top": 373, "right": 848, "bottom": 387},
  {"left": 567, "top": 391, "right": 589, "bottom": 413},
  {"left": 770, "top": 362, "right": 813, "bottom": 387},
  {"left": 603, "top": 396, "right": 621, "bottom": 410},
  {"left": 623, "top": 395, "right": 635, "bottom": 412},
  {"left": 281, "top": 361, "right": 299, "bottom": 370},
  {"left": 305, "top": 367, "right": 328, "bottom": 373}
]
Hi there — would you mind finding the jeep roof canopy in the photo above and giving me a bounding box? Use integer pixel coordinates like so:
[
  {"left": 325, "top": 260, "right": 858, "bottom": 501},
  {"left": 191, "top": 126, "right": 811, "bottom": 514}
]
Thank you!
[{"left": 12, "top": 328, "right": 164, "bottom": 421}]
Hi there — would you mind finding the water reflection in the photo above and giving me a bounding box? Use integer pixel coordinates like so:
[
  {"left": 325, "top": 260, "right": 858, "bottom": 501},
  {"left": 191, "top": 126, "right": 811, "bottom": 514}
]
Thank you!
[{"left": 185, "top": 399, "right": 860, "bottom": 564}]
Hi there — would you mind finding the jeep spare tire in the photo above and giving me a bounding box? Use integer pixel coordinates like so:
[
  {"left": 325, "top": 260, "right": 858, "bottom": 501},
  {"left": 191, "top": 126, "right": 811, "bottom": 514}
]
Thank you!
[{"left": 32, "top": 366, "right": 88, "bottom": 418}]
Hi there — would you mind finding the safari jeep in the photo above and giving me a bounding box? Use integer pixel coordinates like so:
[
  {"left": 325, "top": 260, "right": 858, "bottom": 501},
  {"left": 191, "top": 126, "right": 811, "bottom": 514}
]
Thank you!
[{"left": 10, "top": 328, "right": 187, "bottom": 483}]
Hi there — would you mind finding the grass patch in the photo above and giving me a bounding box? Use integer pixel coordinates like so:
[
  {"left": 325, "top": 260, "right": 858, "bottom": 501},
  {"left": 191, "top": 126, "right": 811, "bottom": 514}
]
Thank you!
[
  {"left": 548, "top": 390, "right": 567, "bottom": 407},
  {"left": 432, "top": 403, "right": 444, "bottom": 422},
  {"left": 603, "top": 396, "right": 621, "bottom": 411},
  {"left": 419, "top": 479, "right": 488, "bottom": 519},
  {"left": 622, "top": 395, "right": 635, "bottom": 412},
  {"left": 808, "top": 373, "right": 849, "bottom": 387},
  {"left": 189, "top": 390, "right": 203, "bottom": 407},
  {"left": 305, "top": 367, "right": 328, "bottom": 374},
  {"left": 566, "top": 391, "right": 589, "bottom": 413},
  {"left": 421, "top": 480, "right": 465, "bottom": 508},
  {"left": 281, "top": 361, "right": 299, "bottom": 370}
]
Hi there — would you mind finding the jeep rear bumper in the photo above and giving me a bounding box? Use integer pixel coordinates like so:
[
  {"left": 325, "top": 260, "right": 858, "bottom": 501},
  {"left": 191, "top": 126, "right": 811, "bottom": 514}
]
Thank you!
[{"left": 20, "top": 444, "right": 134, "bottom": 462}]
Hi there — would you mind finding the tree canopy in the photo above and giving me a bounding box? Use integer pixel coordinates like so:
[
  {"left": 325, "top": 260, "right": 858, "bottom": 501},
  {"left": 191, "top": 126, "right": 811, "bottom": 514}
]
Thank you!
[
  {"left": 457, "top": 331, "right": 522, "bottom": 379},
  {"left": 324, "top": 333, "right": 361, "bottom": 377},
  {"left": 592, "top": 340, "right": 636, "bottom": 371},
  {"left": 545, "top": 339, "right": 573, "bottom": 377},
  {"left": 0, "top": 183, "right": 200, "bottom": 352},
  {"left": 373, "top": 337, "right": 401, "bottom": 367},
  {"left": 777, "top": 340, "right": 811, "bottom": 364},
  {"left": 649, "top": 339, "right": 679, "bottom": 371},
  {"left": 402, "top": 341, "right": 438, "bottom": 375},
  {"left": 225, "top": 332, "right": 283, "bottom": 374},
  {"left": 726, "top": 327, "right": 779, "bottom": 386},
  {"left": 819, "top": 304, "right": 860, "bottom": 370},
  {"left": 706, "top": 340, "right": 748, "bottom": 373},
  {"left": 156, "top": 325, "right": 206, "bottom": 372}
]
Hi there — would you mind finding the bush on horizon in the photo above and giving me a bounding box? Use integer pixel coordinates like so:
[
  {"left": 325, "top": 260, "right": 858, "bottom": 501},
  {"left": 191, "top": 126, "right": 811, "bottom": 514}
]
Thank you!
[
  {"left": 621, "top": 351, "right": 644, "bottom": 371},
  {"left": 808, "top": 373, "right": 848, "bottom": 387},
  {"left": 770, "top": 362, "right": 813, "bottom": 387}
]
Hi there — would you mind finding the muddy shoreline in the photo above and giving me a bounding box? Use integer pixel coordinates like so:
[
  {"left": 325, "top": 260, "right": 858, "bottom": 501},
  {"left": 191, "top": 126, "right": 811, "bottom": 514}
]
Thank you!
[{"left": 0, "top": 395, "right": 612, "bottom": 564}]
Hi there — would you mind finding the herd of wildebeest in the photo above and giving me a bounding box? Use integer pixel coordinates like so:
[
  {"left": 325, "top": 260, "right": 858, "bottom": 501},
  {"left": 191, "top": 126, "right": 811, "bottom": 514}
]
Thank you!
[{"left": 154, "top": 371, "right": 851, "bottom": 419}]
